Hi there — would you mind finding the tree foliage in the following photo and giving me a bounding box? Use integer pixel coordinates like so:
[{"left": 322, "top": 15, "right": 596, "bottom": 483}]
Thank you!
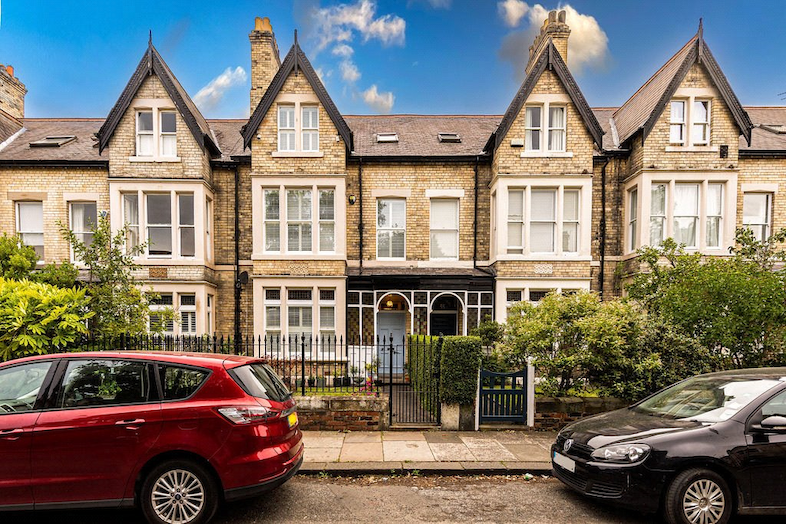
[
  {"left": 626, "top": 232, "right": 786, "bottom": 367},
  {"left": 0, "top": 278, "right": 93, "bottom": 361},
  {"left": 61, "top": 214, "right": 173, "bottom": 338}
]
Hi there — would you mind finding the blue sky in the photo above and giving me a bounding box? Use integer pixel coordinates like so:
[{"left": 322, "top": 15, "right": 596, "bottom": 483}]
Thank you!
[{"left": 1, "top": 0, "right": 785, "bottom": 119}]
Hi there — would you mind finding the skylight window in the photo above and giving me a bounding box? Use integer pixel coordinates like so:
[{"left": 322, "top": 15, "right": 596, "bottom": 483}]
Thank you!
[
  {"left": 376, "top": 132, "right": 399, "bottom": 143},
  {"left": 438, "top": 132, "right": 461, "bottom": 143},
  {"left": 29, "top": 136, "right": 77, "bottom": 148}
]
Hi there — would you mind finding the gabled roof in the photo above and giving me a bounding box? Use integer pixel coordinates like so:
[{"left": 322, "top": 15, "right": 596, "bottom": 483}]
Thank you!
[
  {"left": 490, "top": 40, "right": 604, "bottom": 152},
  {"left": 96, "top": 39, "right": 219, "bottom": 156},
  {"left": 612, "top": 24, "right": 753, "bottom": 147},
  {"left": 241, "top": 37, "right": 353, "bottom": 151},
  {"left": 0, "top": 108, "right": 23, "bottom": 144}
]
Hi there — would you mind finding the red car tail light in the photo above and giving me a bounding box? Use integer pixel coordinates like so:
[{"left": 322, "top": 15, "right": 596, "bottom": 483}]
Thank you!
[{"left": 217, "top": 406, "right": 280, "bottom": 425}]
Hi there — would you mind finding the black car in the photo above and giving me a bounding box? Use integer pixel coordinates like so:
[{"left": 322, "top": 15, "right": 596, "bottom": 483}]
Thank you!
[{"left": 551, "top": 368, "right": 786, "bottom": 524}]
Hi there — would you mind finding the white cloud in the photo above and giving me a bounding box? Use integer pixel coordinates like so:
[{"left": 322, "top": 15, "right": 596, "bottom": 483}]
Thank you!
[
  {"left": 497, "top": 0, "right": 529, "bottom": 28},
  {"left": 193, "top": 66, "right": 247, "bottom": 111},
  {"left": 309, "top": 0, "right": 406, "bottom": 51},
  {"left": 407, "top": 0, "right": 452, "bottom": 8},
  {"left": 362, "top": 84, "right": 395, "bottom": 113},
  {"left": 331, "top": 44, "right": 355, "bottom": 57},
  {"left": 340, "top": 60, "right": 361, "bottom": 83},
  {"left": 315, "top": 67, "right": 333, "bottom": 83},
  {"left": 498, "top": 4, "right": 609, "bottom": 77}
]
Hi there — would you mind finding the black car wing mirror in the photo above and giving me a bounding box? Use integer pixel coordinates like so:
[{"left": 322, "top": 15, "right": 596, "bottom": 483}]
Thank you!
[{"left": 755, "top": 415, "right": 786, "bottom": 432}]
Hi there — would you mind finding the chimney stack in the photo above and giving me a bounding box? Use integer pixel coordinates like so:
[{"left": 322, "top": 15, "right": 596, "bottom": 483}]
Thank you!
[
  {"left": 525, "top": 10, "right": 570, "bottom": 74},
  {"left": 249, "top": 17, "right": 281, "bottom": 114},
  {"left": 0, "top": 64, "right": 27, "bottom": 120}
]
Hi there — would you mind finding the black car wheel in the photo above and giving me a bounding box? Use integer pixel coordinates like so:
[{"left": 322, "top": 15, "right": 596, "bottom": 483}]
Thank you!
[
  {"left": 664, "top": 468, "right": 732, "bottom": 524},
  {"left": 140, "top": 459, "right": 219, "bottom": 524}
]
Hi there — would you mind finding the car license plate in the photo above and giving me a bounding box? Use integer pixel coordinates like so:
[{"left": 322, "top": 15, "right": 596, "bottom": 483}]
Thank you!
[
  {"left": 287, "top": 412, "right": 298, "bottom": 428},
  {"left": 553, "top": 451, "right": 575, "bottom": 473}
]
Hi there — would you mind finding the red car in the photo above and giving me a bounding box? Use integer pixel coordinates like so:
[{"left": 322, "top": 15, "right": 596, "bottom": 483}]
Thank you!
[{"left": 0, "top": 351, "right": 303, "bottom": 524}]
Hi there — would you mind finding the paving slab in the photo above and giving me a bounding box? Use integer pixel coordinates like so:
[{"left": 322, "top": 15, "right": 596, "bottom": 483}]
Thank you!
[
  {"left": 339, "top": 442, "right": 384, "bottom": 462},
  {"left": 423, "top": 432, "right": 464, "bottom": 444},
  {"left": 459, "top": 436, "right": 518, "bottom": 461},
  {"left": 383, "top": 440, "right": 435, "bottom": 462},
  {"left": 503, "top": 443, "right": 551, "bottom": 462},
  {"left": 302, "top": 436, "right": 345, "bottom": 449},
  {"left": 382, "top": 431, "right": 427, "bottom": 441},
  {"left": 300, "top": 462, "right": 328, "bottom": 472},
  {"left": 343, "top": 432, "right": 383, "bottom": 443},
  {"left": 428, "top": 442, "right": 476, "bottom": 462},
  {"left": 304, "top": 447, "right": 342, "bottom": 462},
  {"left": 323, "top": 461, "right": 403, "bottom": 473}
]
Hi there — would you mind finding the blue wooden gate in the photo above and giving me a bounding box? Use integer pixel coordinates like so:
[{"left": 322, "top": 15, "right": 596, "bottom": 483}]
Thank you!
[{"left": 479, "top": 369, "right": 528, "bottom": 424}]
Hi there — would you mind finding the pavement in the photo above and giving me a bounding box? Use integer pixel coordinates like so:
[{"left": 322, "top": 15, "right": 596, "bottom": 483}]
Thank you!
[{"left": 300, "top": 430, "right": 556, "bottom": 475}]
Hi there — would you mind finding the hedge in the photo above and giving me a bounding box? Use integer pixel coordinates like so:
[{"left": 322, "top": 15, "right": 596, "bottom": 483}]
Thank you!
[
  {"left": 407, "top": 335, "right": 442, "bottom": 396},
  {"left": 439, "top": 336, "right": 482, "bottom": 405}
]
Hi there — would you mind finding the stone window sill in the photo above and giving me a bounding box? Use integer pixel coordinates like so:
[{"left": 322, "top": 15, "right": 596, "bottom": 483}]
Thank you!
[
  {"left": 271, "top": 151, "right": 324, "bottom": 158},
  {"left": 128, "top": 156, "right": 182, "bottom": 163},
  {"left": 520, "top": 151, "right": 574, "bottom": 158},
  {"left": 665, "top": 145, "right": 719, "bottom": 153}
]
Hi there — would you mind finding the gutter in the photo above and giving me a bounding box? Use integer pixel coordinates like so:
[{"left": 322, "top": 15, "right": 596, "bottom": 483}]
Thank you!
[
  {"left": 599, "top": 158, "right": 610, "bottom": 299},
  {"left": 348, "top": 154, "right": 491, "bottom": 164},
  {"left": 739, "top": 150, "right": 786, "bottom": 158},
  {"left": 358, "top": 156, "right": 364, "bottom": 275},
  {"left": 0, "top": 159, "right": 108, "bottom": 167},
  {"left": 234, "top": 164, "right": 242, "bottom": 350}
]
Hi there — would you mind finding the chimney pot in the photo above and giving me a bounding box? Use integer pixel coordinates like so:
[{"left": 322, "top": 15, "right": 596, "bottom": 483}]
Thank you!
[
  {"left": 548, "top": 10, "right": 557, "bottom": 23},
  {"left": 254, "top": 16, "right": 273, "bottom": 33},
  {"left": 6, "top": 65, "right": 13, "bottom": 77},
  {"left": 558, "top": 10, "right": 566, "bottom": 23}
]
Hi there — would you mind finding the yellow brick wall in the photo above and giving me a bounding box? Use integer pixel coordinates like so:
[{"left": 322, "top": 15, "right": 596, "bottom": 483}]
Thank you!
[
  {"left": 737, "top": 157, "right": 786, "bottom": 232},
  {"left": 252, "top": 259, "right": 346, "bottom": 277},
  {"left": 250, "top": 72, "right": 347, "bottom": 174},
  {"left": 345, "top": 161, "right": 489, "bottom": 262},
  {"left": 494, "top": 260, "right": 591, "bottom": 279},
  {"left": 0, "top": 166, "right": 110, "bottom": 263},
  {"left": 106, "top": 76, "right": 213, "bottom": 183}
]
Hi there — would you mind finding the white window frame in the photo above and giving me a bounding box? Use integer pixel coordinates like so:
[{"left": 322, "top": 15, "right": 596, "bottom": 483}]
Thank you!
[
  {"left": 69, "top": 201, "right": 98, "bottom": 263},
  {"left": 562, "top": 189, "right": 579, "bottom": 253},
  {"left": 263, "top": 189, "right": 281, "bottom": 253},
  {"left": 277, "top": 104, "right": 296, "bottom": 152},
  {"left": 706, "top": 183, "right": 723, "bottom": 248},
  {"left": 669, "top": 97, "right": 711, "bottom": 147},
  {"left": 206, "top": 294, "right": 214, "bottom": 335},
  {"left": 149, "top": 293, "right": 175, "bottom": 334},
  {"left": 159, "top": 110, "right": 177, "bottom": 157},
  {"left": 530, "top": 189, "right": 557, "bottom": 253},
  {"left": 650, "top": 183, "right": 667, "bottom": 247},
  {"left": 524, "top": 105, "right": 542, "bottom": 152},
  {"left": 547, "top": 105, "right": 566, "bottom": 152},
  {"left": 628, "top": 188, "right": 638, "bottom": 252},
  {"left": 507, "top": 190, "right": 525, "bottom": 254},
  {"left": 429, "top": 198, "right": 459, "bottom": 260},
  {"left": 264, "top": 287, "right": 282, "bottom": 340},
  {"left": 205, "top": 198, "right": 213, "bottom": 263},
  {"left": 673, "top": 183, "right": 700, "bottom": 249},
  {"left": 743, "top": 193, "right": 772, "bottom": 242},
  {"left": 318, "top": 288, "right": 336, "bottom": 341},
  {"left": 16, "top": 201, "right": 44, "bottom": 262},
  {"left": 301, "top": 105, "right": 319, "bottom": 152},
  {"left": 286, "top": 189, "right": 313, "bottom": 253},
  {"left": 179, "top": 293, "right": 197, "bottom": 334},
  {"left": 132, "top": 105, "right": 179, "bottom": 161},
  {"left": 377, "top": 198, "right": 407, "bottom": 260},
  {"left": 177, "top": 193, "right": 195, "bottom": 258},
  {"left": 121, "top": 190, "right": 201, "bottom": 259},
  {"left": 146, "top": 193, "right": 174, "bottom": 258},
  {"left": 287, "top": 288, "right": 313, "bottom": 346},
  {"left": 123, "top": 193, "right": 140, "bottom": 253},
  {"left": 318, "top": 189, "right": 335, "bottom": 253}
]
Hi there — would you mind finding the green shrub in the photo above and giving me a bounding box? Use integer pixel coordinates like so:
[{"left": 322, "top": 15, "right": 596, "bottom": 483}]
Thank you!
[
  {"left": 407, "top": 335, "right": 442, "bottom": 395},
  {"left": 470, "top": 320, "right": 504, "bottom": 347},
  {"left": 440, "top": 336, "right": 482, "bottom": 405},
  {"left": 0, "top": 278, "right": 93, "bottom": 361}
]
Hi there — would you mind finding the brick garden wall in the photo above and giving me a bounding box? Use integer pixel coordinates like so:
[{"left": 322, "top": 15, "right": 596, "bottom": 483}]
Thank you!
[
  {"left": 534, "top": 396, "right": 628, "bottom": 431},
  {"left": 294, "top": 395, "right": 389, "bottom": 431}
]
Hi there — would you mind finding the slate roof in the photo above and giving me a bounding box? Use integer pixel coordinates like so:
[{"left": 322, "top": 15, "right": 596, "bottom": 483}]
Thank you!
[
  {"left": 611, "top": 25, "right": 752, "bottom": 147},
  {"left": 96, "top": 40, "right": 219, "bottom": 156},
  {"left": 0, "top": 109, "right": 22, "bottom": 144},
  {"left": 0, "top": 118, "right": 103, "bottom": 163},
  {"left": 345, "top": 115, "right": 500, "bottom": 157}
]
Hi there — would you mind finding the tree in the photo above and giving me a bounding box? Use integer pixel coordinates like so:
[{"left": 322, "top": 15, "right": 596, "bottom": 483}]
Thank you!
[
  {"left": 0, "top": 278, "right": 93, "bottom": 361},
  {"left": 627, "top": 232, "right": 786, "bottom": 368},
  {"left": 61, "top": 214, "right": 173, "bottom": 338},
  {"left": 0, "top": 234, "right": 38, "bottom": 280}
]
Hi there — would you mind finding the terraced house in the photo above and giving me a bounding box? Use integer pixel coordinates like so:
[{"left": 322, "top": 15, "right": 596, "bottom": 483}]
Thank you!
[{"left": 1, "top": 12, "right": 785, "bottom": 356}]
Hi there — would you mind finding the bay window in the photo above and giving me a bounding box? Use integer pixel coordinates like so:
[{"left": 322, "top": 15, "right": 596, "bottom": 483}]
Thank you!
[
  {"left": 178, "top": 194, "right": 195, "bottom": 257},
  {"left": 504, "top": 187, "right": 582, "bottom": 256},
  {"left": 650, "top": 184, "right": 666, "bottom": 246},
  {"left": 261, "top": 286, "right": 340, "bottom": 345},
  {"left": 16, "top": 202, "right": 44, "bottom": 260},
  {"left": 121, "top": 190, "right": 200, "bottom": 259},
  {"left": 430, "top": 199, "right": 459, "bottom": 260},
  {"left": 673, "top": 183, "right": 699, "bottom": 247},
  {"left": 147, "top": 194, "right": 173, "bottom": 256},
  {"left": 743, "top": 193, "right": 772, "bottom": 241},
  {"left": 260, "top": 186, "right": 337, "bottom": 254}
]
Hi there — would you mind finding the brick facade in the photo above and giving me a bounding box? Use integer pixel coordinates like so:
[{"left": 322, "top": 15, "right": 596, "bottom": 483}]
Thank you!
[{"left": 2, "top": 13, "right": 786, "bottom": 346}]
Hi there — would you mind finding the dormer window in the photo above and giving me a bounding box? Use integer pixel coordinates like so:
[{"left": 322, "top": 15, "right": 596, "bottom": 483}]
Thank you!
[
  {"left": 135, "top": 108, "right": 177, "bottom": 159},
  {"left": 276, "top": 103, "right": 319, "bottom": 153},
  {"left": 525, "top": 104, "right": 566, "bottom": 152},
  {"left": 669, "top": 98, "right": 711, "bottom": 146}
]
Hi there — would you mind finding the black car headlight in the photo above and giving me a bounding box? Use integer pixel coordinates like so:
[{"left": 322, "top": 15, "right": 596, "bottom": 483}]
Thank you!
[{"left": 590, "top": 443, "right": 651, "bottom": 463}]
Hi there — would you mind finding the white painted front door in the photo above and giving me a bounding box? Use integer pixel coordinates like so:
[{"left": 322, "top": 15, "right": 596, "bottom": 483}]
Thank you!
[{"left": 377, "top": 311, "right": 405, "bottom": 374}]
